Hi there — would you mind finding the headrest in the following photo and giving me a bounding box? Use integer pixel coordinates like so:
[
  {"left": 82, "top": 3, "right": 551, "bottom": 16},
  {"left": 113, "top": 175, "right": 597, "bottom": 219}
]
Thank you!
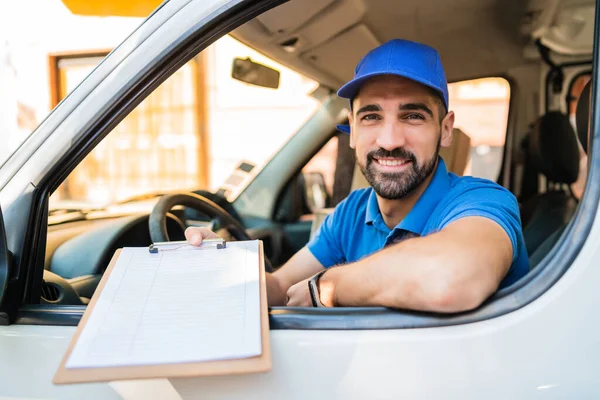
[
  {"left": 576, "top": 80, "right": 591, "bottom": 153},
  {"left": 528, "top": 111, "right": 580, "bottom": 184},
  {"left": 438, "top": 128, "right": 471, "bottom": 176}
]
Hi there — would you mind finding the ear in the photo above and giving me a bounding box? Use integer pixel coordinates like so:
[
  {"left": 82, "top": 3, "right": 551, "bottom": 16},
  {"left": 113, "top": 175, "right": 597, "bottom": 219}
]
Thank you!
[
  {"left": 348, "top": 111, "right": 356, "bottom": 149},
  {"left": 440, "top": 111, "right": 455, "bottom": 148}
]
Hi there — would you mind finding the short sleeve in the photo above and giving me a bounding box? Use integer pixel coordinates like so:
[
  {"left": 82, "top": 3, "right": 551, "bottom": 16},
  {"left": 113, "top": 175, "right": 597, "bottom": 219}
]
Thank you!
[
  {"left": 439, "top": 184, "right": 523, "bottom": 261},
  {"left": 307, "top": 205, "right": 347, "bottom": 268}
]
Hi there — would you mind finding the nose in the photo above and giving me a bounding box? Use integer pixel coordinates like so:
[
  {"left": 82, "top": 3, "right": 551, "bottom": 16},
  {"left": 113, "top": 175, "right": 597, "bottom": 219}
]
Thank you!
[{"left": 375, "top": 120, "right": 406, "bottom": 151}]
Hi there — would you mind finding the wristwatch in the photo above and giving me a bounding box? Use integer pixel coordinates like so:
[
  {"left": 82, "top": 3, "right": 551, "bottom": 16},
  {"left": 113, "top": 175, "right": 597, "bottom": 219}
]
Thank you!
[{"left": 308, "top": 270, "right": 328, "bottom": 307}]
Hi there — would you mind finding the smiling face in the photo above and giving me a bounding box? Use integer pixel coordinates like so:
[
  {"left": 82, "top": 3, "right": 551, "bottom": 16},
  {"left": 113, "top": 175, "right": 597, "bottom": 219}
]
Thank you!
[{"left": 349, "top": 75, "right": 454, "bottom": 200}]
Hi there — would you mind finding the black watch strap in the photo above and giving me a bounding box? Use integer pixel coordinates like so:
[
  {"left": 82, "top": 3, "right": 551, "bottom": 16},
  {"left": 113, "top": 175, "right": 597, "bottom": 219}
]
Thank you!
[{"left": 308, "top": 270, "right": 328, "bottom": 307}]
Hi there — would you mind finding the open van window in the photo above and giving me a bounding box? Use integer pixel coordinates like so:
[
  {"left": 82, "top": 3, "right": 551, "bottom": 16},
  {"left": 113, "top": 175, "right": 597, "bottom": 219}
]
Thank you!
[{"left": 3, "top": 0, "right": 591, "bottom": 322}]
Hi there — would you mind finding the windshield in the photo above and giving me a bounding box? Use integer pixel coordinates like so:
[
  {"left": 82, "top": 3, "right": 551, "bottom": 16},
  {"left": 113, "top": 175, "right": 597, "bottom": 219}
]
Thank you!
[{"left": 48, "top": 34, "right": 321, "bottom": 213}]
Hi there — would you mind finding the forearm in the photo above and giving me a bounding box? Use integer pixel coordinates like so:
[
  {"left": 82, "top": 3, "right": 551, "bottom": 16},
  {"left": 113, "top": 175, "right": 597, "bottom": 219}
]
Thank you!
[
  {"left": 320, "top": 218, "right": 512, "bottom": 312},
  {"left": 320, "top": 236, "right": 483, "bottom": 311}
]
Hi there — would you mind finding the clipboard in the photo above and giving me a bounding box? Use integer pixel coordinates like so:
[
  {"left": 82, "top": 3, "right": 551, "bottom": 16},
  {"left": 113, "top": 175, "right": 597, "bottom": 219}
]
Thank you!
[{"left": 53, "top": 241, "right": 271, "bottom": 384}]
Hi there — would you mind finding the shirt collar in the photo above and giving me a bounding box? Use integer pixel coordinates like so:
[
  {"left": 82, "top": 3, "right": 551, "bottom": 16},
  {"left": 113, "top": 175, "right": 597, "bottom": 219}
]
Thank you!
[
  {"left": 365, "top": 188, "right": 381, "bottom": 225},
  {"left": 364, "top": 158, "right": 451, "bottom": 235}
]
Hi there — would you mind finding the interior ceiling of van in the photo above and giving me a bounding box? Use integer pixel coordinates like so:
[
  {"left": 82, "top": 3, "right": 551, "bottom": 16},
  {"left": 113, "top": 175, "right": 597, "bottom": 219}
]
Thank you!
[{"left": 232, "top": 0, "right": 595, "bottom": 90}]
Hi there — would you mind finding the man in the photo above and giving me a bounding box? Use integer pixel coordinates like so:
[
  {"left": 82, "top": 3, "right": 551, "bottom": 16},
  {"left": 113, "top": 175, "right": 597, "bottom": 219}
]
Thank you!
[{"left": 186, "top": 39, "right": 529, "bottom": 311}]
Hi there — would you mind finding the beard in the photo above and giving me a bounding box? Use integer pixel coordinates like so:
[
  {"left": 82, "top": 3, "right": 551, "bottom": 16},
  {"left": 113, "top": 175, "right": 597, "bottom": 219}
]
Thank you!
[{"left": 358, "top": 139, "right": 440, "bottom": 200}]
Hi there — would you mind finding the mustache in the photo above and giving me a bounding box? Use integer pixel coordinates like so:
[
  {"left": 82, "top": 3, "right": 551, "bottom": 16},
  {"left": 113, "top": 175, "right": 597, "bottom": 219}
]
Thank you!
[{"left": 366, "top": 148, "right": 417, "bottom": 164}]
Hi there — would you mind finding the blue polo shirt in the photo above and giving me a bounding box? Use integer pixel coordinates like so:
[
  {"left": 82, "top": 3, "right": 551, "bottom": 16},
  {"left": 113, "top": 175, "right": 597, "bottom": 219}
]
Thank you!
[{"left": 307, "top": 158, "right": 529, "bottom": 289}]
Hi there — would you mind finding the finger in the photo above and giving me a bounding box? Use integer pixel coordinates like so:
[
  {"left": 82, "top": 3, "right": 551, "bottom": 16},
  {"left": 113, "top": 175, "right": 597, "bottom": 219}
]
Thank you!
[
  {"left": 184, "top": 227, "right": 202, "bottom": 246},
  {"left": 286, "top": 286, "right": 308, "bottom": 307},
  {"left": 185, "top": 227, "right": 220, "bottom": 246},
  {"left": 287, "top": 296, "right": 310, "bottom": 307},
  {"left": 285, "top": 288, "right": 296, "bottom": 306},
  {"left": 184, "top": 227, "right": 206, "bottom": 246},
  {"left": 286, "top": 296, "right": 299, "bottom": 306}
]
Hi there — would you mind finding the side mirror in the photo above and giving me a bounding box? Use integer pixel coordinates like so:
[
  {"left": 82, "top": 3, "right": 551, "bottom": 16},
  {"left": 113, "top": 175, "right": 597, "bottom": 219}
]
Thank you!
[
  {"left": 231, "top": 57, "right": 280, "bottom": 89},
  {"left": 302, "top": 172, "right": 329, "bottom": 212},
  {"left": 274, "top": 172, "right": 329, "bottom": 223}
]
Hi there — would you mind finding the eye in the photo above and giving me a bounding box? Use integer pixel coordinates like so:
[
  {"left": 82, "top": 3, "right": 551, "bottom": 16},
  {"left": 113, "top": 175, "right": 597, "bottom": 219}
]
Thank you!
[
  {"left": 403, "top": 113, "right": 425, "bottom": 120},
  {"left": 361, "top": 113, "right": 381, "bottom": 121}
]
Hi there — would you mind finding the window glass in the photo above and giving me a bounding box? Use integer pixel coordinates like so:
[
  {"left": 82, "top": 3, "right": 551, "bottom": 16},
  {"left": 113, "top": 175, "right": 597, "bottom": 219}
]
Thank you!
[
  {"left": 568, "top": 73, "right": 591, "bottom": 199},
  {"left": 206, "top": 36, "right": 320, "bottom": 197},
  {"left": 48, "top": 36, "right": 321, "bottom": 214},
  {"left": 50, "top": 56, "right": 201, "bottom": 208},
  {"left": 447, "top": 77, "right": 511, "bottom": 181}
]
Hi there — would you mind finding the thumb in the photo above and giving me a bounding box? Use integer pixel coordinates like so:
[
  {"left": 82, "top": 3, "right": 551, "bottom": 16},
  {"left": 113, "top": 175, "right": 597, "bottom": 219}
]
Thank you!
[
  {"left": 185, "top": 226, "right": 220, "bottom": 246},
  {"left": 190, "top": 233, "right": 203, "bottom": 246},
  {"left": 185, "top": 227, "right": 209, "bottom": 246}
]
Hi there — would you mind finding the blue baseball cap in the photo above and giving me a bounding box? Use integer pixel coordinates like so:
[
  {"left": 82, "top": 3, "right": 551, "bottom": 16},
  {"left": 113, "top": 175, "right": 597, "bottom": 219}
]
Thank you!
[{"left": 336, "top": 39, "right": 448, "bottom": 134}]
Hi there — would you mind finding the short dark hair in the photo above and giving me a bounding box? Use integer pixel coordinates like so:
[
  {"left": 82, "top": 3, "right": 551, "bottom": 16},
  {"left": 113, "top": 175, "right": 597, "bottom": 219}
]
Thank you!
[{"left": 425, "top": 87, "right": 447, "bottom": 122}]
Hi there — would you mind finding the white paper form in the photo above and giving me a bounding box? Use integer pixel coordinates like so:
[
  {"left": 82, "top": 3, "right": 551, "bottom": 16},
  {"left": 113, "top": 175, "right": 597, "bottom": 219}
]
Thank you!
[{"left": 66, "top": 240, "right": 262, "bottom": 368}]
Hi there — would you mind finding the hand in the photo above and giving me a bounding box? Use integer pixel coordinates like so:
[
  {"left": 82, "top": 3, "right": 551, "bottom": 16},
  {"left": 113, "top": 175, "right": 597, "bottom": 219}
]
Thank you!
[
  {"left": 285, "top": 278, "right": 313, "bottom": 307},
  {"left": 184, "top": 226, "right": 220, "bottom": 246}
]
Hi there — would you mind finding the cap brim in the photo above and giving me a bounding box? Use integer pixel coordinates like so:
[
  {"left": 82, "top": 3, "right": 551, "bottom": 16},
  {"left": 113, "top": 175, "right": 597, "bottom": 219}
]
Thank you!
[
  {"left": 337, "top": 70, "right": 448, "bottom": 110},
  {"left": 336, "top": 124, "right": 350, "bottom": 134},
  {"left": 338, "top": 73, "right": 379, "bottom": 99}
]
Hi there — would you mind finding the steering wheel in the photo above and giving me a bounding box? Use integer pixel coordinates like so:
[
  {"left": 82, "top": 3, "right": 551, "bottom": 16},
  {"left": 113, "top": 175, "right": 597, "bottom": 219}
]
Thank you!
[{"left": 149, "top": 193, "right": 273, "bottom": 272}]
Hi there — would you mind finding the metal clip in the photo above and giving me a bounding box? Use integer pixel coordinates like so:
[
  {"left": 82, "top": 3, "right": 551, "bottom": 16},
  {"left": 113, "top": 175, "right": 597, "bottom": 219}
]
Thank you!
[{"left": 148, "top": 238, "right": 226, "bottom": 253}]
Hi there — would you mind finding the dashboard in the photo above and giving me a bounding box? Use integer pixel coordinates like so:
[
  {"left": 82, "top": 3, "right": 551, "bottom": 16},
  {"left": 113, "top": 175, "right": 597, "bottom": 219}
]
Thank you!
[
  {"left": 46, "top": 213, "right": 186, "bottom": 279},
  {"left": 42, "top": 208, "right": 290, "bottom": 305},
  {"left": 42, "top": 213, "right": 186, "bottom": 304}
]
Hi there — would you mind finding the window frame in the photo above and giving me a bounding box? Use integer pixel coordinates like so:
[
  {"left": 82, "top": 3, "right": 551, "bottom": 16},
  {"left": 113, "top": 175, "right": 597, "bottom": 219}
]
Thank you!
[{"left": 565, "top": 69, "right": 593, "bottom": 113}]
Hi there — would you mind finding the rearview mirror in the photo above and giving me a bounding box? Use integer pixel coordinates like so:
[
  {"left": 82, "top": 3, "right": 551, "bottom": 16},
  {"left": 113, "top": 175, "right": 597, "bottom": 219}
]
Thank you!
[{"left": 231, "top": 57, "right": 280, "bottom": 89}]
